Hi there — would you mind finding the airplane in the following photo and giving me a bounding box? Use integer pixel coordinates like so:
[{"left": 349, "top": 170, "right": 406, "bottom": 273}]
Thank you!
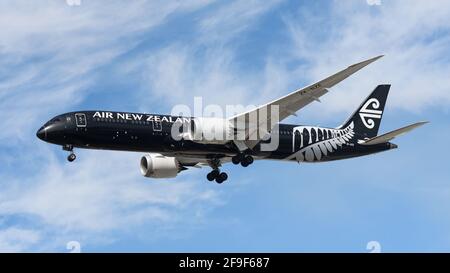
[{"left": 36, "top": 55, "right": 427, "bottom": 183}]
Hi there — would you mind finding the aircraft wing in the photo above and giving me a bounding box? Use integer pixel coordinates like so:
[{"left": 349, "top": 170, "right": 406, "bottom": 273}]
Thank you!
[
  {"left": 161, "top": 152, "right": 232, "bottom": 167},
  {"left": 229, "top": 55, "right": 384, "bottom": 148},
  {"left": 359, "top": 121, "right": 428, "bottom": 145}
]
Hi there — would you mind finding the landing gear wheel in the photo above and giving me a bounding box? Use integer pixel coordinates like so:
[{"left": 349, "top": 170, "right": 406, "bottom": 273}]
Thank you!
[
  {"left": 231, "top": 156, "right": 240, "bottom": 165},
  {"left": 207, "top": 172, "right": 215, "bottom": 181},
  {"left": 244, "top": 155, "right": 254, "bottom": 165},
  {"left": 207, "top": 169, "right": 220, "bottom": 181},
  {"left": 234, "top": 154, "right": 253, "bottom": 167},
  {"left": 215, "top": 172, "right": 228, "bottom": 184},
  {"left": 67, "top": 153, "right": 76, "bottom": 162}
]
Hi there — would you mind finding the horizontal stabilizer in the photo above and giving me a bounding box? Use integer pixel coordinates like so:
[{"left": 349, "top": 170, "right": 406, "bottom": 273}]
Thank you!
[{"left": 359, "top": 121, "right": 428, "bottom": 145}]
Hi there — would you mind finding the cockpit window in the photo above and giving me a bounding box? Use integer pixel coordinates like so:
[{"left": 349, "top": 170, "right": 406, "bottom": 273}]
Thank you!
[{"left": 44, "top": 117, "right": 62, "bottom": 126}]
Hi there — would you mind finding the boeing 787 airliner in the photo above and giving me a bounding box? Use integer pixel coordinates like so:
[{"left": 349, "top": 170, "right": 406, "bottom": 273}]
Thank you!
[{"left": 36, "top": 56, "right": 426, "bottom": 183}]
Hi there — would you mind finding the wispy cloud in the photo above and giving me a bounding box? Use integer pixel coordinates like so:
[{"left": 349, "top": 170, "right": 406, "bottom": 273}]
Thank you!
[
  {"left": 198, "top": 0, "right": 282, "bottom": 44},
  {"left": 136, "top": 0, "right": 450, "bottom": 123},
  {"left": 0, "top": 227, "right": 40, "bottom": 253},
  {"left": 283, "top": 0, "right": 450, "bottom": 120},
  {"left": 1, "top": 0, "right": 449, "bottom": 252},
  {"left": 0, "top": 150, "right": 222, "bottom": 251},
  {"left": 0, "top": 0, "right": 222, "bottom": 252},
  {"left": 132, "top": 0, "right": 291, "bottom": 115},
  {"left": 0, "top": 0, "right": 213, "bottom": 140}
]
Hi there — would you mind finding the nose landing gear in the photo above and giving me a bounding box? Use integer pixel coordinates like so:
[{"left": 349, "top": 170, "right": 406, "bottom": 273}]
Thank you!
[
  {"left": 63, "top": 144, "right": 76, "bottom": 162},
  {"left": 67, "top": 153, "right": 76, "bottom": 162}
]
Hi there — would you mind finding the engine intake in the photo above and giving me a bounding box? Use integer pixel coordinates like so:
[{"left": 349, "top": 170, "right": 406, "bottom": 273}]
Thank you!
[{"left": 140, "top": 154, "right": 182, "bottom": 178}]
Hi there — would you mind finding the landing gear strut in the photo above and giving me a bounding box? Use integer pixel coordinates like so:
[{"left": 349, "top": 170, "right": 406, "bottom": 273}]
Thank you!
[
  {"left": 232, "top": 153, "right": 254, "bottom": 167},
  {"left": 63, "top": 144, "right": 76, "bottom": 162},
  {"left": 207, "top": 158, "right": 228, "bottom": 184}
]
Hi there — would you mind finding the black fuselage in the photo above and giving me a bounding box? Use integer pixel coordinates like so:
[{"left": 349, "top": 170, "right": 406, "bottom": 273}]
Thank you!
[{"left": 36, "top": 111, "right": 394, "bottom": 163}]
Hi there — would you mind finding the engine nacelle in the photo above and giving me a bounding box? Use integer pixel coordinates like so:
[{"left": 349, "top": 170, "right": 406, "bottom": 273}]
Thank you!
[
  {"left": 186, "top": 117, "right": 232, "bottom": 144},
  {"left": 140, "top": 154, "right": 181, "bottom": 178}
]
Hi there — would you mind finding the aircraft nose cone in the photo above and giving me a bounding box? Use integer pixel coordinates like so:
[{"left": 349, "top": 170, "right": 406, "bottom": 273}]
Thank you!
[{"left": 36, "top": 127, "right": 46, "bottom": 140}]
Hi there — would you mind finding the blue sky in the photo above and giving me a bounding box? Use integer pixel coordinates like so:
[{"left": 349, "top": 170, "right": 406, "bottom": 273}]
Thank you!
[{"left": 0, "top": 0, "right": 450, "bottom": 252}]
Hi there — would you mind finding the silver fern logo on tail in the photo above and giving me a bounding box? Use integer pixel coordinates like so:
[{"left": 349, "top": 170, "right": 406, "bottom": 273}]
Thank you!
[
  {"left": 287, "top": 122, "right": 355, "bottom": 162},
  {"left": 359, "top": 98, "right": 382, "bottom": 129}
]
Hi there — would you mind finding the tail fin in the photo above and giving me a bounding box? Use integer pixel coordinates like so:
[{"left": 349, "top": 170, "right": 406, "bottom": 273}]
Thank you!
[{"left": 339, "top": 84, "right": 390, "bottom": 138}]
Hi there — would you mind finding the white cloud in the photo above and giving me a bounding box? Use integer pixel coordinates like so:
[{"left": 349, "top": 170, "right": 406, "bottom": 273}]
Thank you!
[
  {"left": 198, "top": 0, "right": 282, "bottom": 44},
  {"left": 0, "top": 0, "right": 213, "bottom": 141},
  {"left": 124, "top": 0, "right": 292, "bottom": 117},
  {"left": 1, "top": 0, "right": 449, "bottom": 252},
  {"left": 283, "top": 0, "right": 450, "bottom": 120},
  {"left": 0, "top": 150, "right": 222, "bottom": 251},
  {"left": 0, "top": 228, "right": 40, "bottom": 252},
  {"left": 135, "top": 43, "right": 301, "bottom": 120},
  {"left": 139, "top": 46, "right": 251, "bottom": 107},
  {"left": 137, "top": 0, "right": 450, "bottom": 124},
  {"left": 0, "top": 0, "right": 272, "bottom": 252},
  {"left": 366, "top": 0, "right": 381, "bottom": 6},
  {"left": 0, "top": 0, "right": 224, "bottom": 252}
]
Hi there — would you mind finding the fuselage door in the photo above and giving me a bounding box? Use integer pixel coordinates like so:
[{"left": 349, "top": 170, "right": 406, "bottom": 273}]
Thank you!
[
  {"left": 75, "top": 113, "right": 87, "bottom": 127},
  {"left": 152, "top": 120, "right": 162, "bottom": 131}
]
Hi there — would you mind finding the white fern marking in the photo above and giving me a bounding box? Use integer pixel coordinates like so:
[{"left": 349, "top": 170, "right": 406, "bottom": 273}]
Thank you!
[{"left": 287, "top": 122, "right": 355, "bottom": 162}]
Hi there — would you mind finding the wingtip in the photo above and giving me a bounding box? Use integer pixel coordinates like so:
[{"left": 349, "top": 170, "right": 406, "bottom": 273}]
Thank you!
[
  {"left": 406, "top": 121, "right": 429, "bottom": 130},
  {"left": 365, "top": 54, "right": 384, "bottom": 63},
  {"left": 417, "top": 121, "right": 430, "bottom": 126},
  {"left": 349, "top": 54, "right": 384, "bottom": 69}
]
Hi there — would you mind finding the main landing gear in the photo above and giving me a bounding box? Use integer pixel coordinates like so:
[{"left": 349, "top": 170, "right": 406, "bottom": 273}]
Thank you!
[
  {"left": 207, "top": 158, "right": 228, "bottom": 184},
  {"left": 206, "top": 169, "right": 228, "bottom": 184},
  {"left": 63, "top": 144, "right": 76, "bottom": 162},
  {"left": 231, "top": 153, "right": 254, "bottom": 167}
]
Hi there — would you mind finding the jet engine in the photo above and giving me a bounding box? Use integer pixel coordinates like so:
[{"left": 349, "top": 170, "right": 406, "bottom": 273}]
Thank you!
[{"left": 140, "top": 154, "right": 183, "bottom": 178}]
